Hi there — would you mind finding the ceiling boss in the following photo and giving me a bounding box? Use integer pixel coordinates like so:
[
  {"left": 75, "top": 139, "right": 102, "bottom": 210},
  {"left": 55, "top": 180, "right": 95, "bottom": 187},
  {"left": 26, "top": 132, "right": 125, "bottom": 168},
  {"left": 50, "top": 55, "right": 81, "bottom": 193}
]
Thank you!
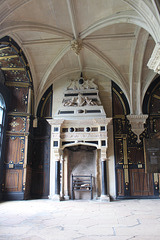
[{"left": 71, "top": 39, "right": 83, "bottom": 55}]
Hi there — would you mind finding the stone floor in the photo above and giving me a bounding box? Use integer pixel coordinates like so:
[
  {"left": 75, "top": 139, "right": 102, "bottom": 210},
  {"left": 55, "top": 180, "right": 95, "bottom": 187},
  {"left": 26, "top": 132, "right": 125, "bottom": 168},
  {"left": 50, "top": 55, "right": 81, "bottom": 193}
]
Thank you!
[{"left": 0, "top": 199, "right": 160, "bottom": 240}]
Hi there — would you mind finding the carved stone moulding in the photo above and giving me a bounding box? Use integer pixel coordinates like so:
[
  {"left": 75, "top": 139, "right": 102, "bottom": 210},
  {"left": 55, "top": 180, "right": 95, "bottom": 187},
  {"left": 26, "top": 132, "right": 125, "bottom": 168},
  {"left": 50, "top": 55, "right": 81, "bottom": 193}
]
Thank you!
[
  {"left": 147, "top": 42, "right": 160, "bottom": 74},
  {"left": 127, "top": 114, "right": 148, "bottom": 143},
  {"left": 48, "top": 118, "right": 111, "bottom": 127}
]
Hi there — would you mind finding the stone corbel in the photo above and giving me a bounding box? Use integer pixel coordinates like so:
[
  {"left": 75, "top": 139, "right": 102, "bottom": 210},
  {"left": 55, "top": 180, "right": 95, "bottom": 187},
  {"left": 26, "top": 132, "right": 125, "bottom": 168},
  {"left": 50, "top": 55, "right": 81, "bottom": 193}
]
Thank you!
[
  {"left": 147, "top": 42, "right": 160, "bottom": 73},
  {"left": 127, "top": 114, "right": 148, "bottom": 143}
]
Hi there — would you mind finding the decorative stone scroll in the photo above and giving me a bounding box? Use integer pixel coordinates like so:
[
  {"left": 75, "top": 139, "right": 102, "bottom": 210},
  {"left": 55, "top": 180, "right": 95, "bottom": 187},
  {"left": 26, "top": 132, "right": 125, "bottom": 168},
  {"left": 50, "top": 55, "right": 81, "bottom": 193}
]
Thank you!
[{"left": 127, "top": 114, "right": 148, "bottom": 143}]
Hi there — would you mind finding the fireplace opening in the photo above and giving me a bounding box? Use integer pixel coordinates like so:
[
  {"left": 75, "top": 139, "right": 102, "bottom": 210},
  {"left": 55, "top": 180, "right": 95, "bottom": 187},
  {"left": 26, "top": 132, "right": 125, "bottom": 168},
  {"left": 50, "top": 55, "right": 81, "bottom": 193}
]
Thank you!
[{"left": 64, "top": 144, "right": 99, "bottom": 200}]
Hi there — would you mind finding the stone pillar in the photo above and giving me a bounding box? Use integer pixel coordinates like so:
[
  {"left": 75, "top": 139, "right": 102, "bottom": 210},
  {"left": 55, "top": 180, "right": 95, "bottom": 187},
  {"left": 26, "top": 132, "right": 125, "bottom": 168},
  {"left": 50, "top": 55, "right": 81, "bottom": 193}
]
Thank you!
[
  {"left": 100, "top": 158, "right": 110, "bottom": 202},
  {"left": 47, "top": 119, "right": 64, "bottom": 201}
]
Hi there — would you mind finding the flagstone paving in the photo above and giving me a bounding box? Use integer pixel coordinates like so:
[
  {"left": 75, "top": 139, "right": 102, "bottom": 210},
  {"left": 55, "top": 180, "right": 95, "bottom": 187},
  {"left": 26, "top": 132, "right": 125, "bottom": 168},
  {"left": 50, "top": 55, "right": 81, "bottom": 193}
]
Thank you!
[{"left": 0, "top": 199, "right": 160, "bottom": 240}]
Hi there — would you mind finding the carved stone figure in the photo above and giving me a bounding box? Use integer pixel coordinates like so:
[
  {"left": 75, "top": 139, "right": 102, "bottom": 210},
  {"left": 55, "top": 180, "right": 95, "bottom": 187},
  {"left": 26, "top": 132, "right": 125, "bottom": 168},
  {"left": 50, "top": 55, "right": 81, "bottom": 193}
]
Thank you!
[
  {"left": 89, "top": 78, "right": 98, "bottom": 89},
  {"left": 77, "top": 93, "right": 85, "bottom": 106},
  {"left": 85, "top": 97, "right": 97, "bottom": 106},
  {"left": 63, "top": 97, "right": 76, "bottom": 106},
  {"left": 67, "top": 80, "right": 77, "bottom": 90}
]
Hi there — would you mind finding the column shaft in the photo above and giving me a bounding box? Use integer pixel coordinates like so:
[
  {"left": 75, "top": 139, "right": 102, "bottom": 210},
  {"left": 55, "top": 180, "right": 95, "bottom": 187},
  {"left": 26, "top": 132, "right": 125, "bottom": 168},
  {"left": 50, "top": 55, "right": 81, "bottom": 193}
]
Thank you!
[
  {"left": 101, "top": 160, "right": 107, "bottom": 195},
  {"left": 55, "top": 160, "right": 60, "bottom": 195}
]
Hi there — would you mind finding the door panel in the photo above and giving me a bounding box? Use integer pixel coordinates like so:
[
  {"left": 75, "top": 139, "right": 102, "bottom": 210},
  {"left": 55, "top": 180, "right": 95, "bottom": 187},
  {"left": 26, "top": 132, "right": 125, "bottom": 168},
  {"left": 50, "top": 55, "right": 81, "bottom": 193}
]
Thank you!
[
  {"left": 117, "top": 169, "right": 124, "bottom": 196},
  {"left": 4, "top": 169, "right": 22, "bottom": 192},
  {"left": 130, "top": 169, "right": 154, "bottom": 196}
]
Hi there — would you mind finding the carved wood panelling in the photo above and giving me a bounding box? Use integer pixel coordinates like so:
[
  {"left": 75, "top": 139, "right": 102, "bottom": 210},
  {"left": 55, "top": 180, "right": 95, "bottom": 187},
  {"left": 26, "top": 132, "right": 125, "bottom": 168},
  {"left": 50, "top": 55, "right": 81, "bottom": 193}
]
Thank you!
[
  {"left": 0, "top": 37, "right": 33, "bottom": 200},
  {"left": 128, "top": 147, "right": 144, "bottom": 164},
  {"left": 117, "top": 169, "right": 124, "bottom": 196},
  {"left": 149, "top": 88, "right": 160, "bottom": 114},
  {"left": 129, "top": 169, "right": 154, "bottom": 196},
  {"left": 4, "top": 70, "right": 29, "bottom": 83},
  {"left": 115, "top": 138, "right": 123, "bottom": 164},
  {"left": 7, "top": 116, "right": 28, "bottom": 132},
  {"left": 153, "top": 118, "right": 160, "bottom": 133},
  {"left": 112, "top": 82, "right": 156, "bottom": 198},
  {"left": 5, "top": 136, "right": 25, "bottom": 164},
  {"left": 7, "top": 86, "right": 28, "bottom": 112},
  {"left": 3, "top": 169, "right": 22, "bottom": 192}
]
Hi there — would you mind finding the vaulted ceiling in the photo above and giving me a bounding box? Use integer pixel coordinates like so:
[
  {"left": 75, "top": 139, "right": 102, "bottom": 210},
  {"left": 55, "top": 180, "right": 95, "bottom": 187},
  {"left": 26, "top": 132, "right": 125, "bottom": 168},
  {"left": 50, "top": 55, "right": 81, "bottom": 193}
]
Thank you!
[{"left": 0, "top": 0, "right": 160, "bottom": 115}]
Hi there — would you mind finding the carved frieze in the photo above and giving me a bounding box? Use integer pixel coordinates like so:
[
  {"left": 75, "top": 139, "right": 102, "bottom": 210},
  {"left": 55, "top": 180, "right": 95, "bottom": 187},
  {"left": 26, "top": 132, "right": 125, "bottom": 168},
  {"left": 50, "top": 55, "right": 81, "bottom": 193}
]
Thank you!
[{"left": 60, "top": 131, "right": 107, "bottom": 140}]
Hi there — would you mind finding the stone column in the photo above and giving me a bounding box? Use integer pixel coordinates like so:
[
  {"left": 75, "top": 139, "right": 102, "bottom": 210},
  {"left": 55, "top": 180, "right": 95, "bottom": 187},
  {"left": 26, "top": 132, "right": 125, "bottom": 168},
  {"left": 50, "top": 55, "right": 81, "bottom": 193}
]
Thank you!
[
  {"left": 100, "top": 158, "right": 110, "bottom": 202},
  {"left": 60, "top": 155, "right": 64, "bottom": 200},
  {"left": 64, "top": 149, "right": 69, "bottom": 200},
  {"left": 55, "top": 159, "right": 60, "bottom": 196}
]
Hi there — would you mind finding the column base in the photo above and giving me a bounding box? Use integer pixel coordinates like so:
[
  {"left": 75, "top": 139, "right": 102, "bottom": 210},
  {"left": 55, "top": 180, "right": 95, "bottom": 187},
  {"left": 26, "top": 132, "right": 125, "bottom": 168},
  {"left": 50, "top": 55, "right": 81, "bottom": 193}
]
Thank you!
[
  {"left": 48, "top": 194, "right": 61, "bottom": 201},
  {"left": 64, "top": 195, "right": 70, "bottom": 200},
  {"left": 100, "top": 194, "right": 110, "bottom": 202}
]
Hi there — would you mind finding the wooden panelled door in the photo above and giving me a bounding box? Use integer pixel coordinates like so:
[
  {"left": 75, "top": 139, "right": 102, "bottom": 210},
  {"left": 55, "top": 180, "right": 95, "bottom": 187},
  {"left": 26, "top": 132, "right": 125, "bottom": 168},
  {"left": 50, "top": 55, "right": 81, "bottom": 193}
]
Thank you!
[{"left": 115, "top": 133, "right": 156, "bottom": 198}]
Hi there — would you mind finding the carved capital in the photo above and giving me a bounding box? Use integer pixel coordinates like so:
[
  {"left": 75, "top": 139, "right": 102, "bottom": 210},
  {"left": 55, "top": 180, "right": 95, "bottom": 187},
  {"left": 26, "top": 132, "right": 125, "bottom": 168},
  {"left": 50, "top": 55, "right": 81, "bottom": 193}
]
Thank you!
[
  {"left": 127, "top": 114, "right": 148, "bottom": 143},
  {"left": 47, "top": 119, "right": 64, "bottom": 126},
  {"left": 101, "top": 158, "right": 107, "bottom": 162},
  {"left": 147, "top": 42, "right": 160, "bottom": 73}
]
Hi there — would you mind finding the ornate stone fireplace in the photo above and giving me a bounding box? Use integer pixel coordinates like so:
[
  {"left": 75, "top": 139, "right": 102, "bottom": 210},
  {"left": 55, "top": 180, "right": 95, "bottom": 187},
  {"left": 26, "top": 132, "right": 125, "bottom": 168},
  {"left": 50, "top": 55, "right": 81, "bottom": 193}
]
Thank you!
[{"left": 48, "top": 77, "right": 112, "bottom": 201}]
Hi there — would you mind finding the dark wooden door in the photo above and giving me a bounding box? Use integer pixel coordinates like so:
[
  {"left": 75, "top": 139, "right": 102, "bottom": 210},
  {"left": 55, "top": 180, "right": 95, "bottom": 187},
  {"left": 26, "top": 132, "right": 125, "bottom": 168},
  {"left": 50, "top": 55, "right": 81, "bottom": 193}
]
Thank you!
[
  {"left": 31, "top": 119, "right": 50, "bottom": 199},
  {"left": 115, "top": 136, "right": 155, "bottom": 198}
]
